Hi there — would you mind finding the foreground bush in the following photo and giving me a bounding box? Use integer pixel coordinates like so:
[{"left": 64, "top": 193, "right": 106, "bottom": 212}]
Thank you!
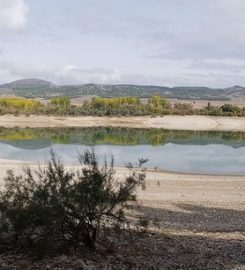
[{"left": 0, "top": 150, "right": 147, "bottom": 251}]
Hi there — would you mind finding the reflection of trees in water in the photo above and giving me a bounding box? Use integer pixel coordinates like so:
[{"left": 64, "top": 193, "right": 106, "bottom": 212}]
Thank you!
[{"left": 0, "top": 127, "right": 245, "bottom": 149}]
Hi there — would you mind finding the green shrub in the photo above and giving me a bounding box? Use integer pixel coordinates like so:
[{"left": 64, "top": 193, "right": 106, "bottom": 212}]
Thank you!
[
  {"left": 137, "top": 216, "right": 149, "bottom": 232},
  {"left": 0, "top": 150, "right": 147, "bottom": 250},
  {"left": 50, "top": 97, "right": 71, "bottom": 108},
  {"left": 220, "top": 104, "right": 241, "bottom": 114}
]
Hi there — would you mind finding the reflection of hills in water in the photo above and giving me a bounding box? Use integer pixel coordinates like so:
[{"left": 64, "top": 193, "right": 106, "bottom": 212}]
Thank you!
[
  {"left": 0, "top": 127, "right": 245, "bottom": 150},
  {"left": 0, "top": 139, "right": 52, "bottom": 150},
  {"left": 0, "top": 129, "right": 52, "bottom": 150}
]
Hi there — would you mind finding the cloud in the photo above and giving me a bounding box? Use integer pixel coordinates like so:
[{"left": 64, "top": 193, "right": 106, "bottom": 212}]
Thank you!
[
  {"left": 55, "top": 65, "right": 121, "bottom": 85},
  {"left": 1, "top": 59, "right": 245, "bottom": 88},
  {"left": 0, "top": 61, "right": 122, "bottom": 85},
  {"left": 54, "top": 1, "right": 245, "bottom": 62},
  {"left": 1, "top": 1, "right": 245, "bottom": 87},
  {"left": 130, "top": 0, "right": 245, "bottom": 61},
  {"left": 0, "top": 0, "right": 28, "bottom": 32}
]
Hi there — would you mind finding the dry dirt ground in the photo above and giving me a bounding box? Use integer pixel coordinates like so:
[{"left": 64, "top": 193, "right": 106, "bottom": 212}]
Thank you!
[
  {"left": 1, "top": 114, "right": 245, "bottom": 132},
  {"left": 167, "top": 98, "right": 245, "bottom": 109},
  {"left": 71, "top": 97, "right": 245, "bottom": 109},
  {"left": 0, "top": 161, "right": 244, "bottom": 269}
]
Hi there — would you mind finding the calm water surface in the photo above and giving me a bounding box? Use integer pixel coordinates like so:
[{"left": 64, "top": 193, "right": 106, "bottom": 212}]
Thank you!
[{"left": 0, "top": 127, "right": 245, "bottom": 175}]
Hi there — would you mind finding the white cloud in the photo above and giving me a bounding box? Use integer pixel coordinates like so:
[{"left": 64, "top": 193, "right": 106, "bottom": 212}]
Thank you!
[
  {"left": 0, "top": 62, "right": 122, "bottom": 85},
  {"left": 0, "top": 0, "right": 28, "bottom": 32},
  {"left": 1, "top": 1, "right": 245, "bottom": 87},
  {"left": 0, "top": 58, "right": 245, "bottom": 88},
  {"left": 55, "top": 65, "right": 121, "bottom": 85}
]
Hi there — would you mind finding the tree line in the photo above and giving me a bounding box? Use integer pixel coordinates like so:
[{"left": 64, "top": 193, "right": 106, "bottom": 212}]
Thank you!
[{"left": 0, "top": 96, "right": 244, "bottom": 116}]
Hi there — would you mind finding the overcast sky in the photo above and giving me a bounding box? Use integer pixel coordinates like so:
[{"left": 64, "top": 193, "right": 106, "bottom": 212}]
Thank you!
[{"left": 0, "top": 0, "right": 245, "bottom": 87}]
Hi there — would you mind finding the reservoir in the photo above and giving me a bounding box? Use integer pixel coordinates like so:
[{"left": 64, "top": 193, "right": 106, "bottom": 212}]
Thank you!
[{"left": 0, "top": 127, "right": 245, "bottom": 175}]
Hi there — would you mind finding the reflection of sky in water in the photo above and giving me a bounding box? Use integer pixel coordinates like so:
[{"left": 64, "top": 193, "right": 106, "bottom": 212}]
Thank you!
[{"left": 1, "top": 142, "right": 245, "bottom": 175}]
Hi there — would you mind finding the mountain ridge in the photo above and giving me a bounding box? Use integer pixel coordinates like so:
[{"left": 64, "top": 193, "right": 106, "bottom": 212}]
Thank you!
[{"left": 0, "top": 78, "right": 245, "bottom": 100}]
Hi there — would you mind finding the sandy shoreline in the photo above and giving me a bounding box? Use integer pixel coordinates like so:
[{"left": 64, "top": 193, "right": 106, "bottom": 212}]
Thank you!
[
  {"left": 0, "top": 114, "right": 245, "bottom": 131},
  {"left": 0, "top": 159, "right": 244, "bottom": 268},
  {"left": 0, "top": 159, "right": 244, "bottom": 207}
]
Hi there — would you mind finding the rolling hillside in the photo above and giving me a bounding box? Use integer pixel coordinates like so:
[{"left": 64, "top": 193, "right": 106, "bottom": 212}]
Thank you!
[{"left": 0, "top": 78, "right": 245, "bottom": 100}]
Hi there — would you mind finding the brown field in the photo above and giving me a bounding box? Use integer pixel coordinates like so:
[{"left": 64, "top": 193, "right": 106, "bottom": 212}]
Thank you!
[
  {"left": 71, "top": 96, "right": 245, "bottom": 109},
  {"left": 167, "top": 98, "right": 245, "bottom": 109}
]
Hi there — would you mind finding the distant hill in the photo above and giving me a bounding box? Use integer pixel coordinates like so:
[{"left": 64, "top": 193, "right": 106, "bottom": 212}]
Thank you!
[
  {"left": 2, "top": 78, "right": 53, "bottom": 88},
  {"left": 0, "top": 79, "right": 55, "bottom": 97},
  {"left": 0, "top": 78, "right": 245, "bottom": 100}
]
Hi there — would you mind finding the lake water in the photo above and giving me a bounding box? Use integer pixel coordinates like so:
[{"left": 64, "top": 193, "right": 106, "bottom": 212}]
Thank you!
[{"left": 0, "top": 127, "right": 245, "bottom": 175}]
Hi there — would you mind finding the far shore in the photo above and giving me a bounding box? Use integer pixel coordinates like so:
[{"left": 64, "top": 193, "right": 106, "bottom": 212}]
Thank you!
[{"left": 0, "top": 114, "right": 245, "bottom": 131}]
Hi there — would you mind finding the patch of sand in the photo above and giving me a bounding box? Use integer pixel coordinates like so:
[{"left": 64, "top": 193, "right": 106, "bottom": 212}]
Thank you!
[
  {"left": 0, "top": 159, "right": 244, "bottom": 208},
  {"left": 0, "top": 114, "right": 245, "bottom": 131}
]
